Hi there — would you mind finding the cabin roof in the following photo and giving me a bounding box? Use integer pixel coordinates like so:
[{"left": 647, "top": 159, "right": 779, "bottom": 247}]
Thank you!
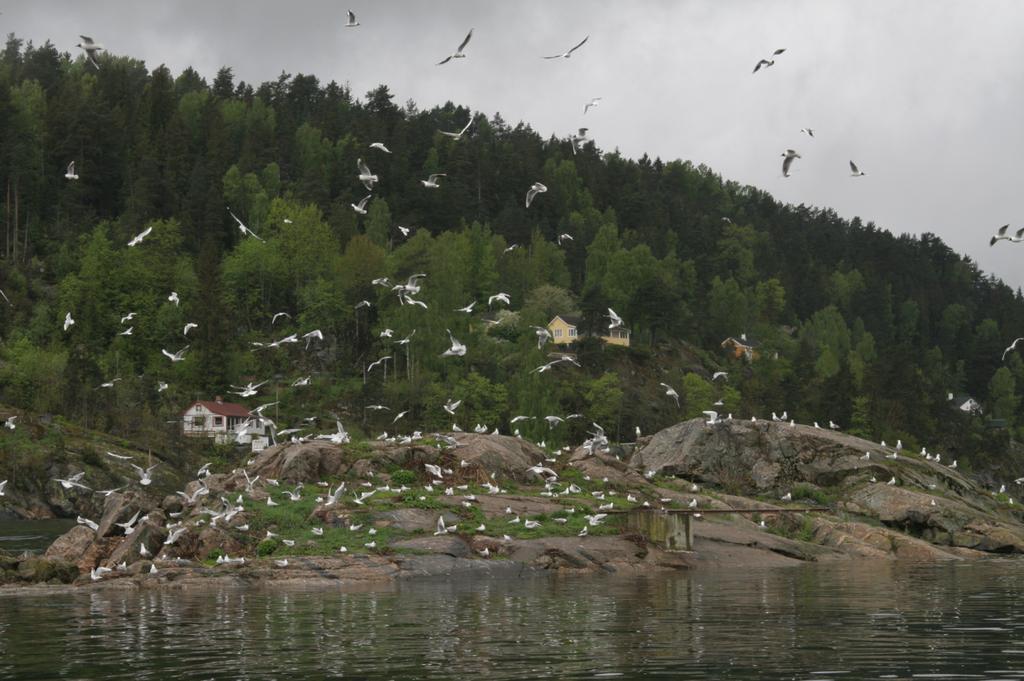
[{"left": 184, "top": 400, "right": 252, "bottom": 418}]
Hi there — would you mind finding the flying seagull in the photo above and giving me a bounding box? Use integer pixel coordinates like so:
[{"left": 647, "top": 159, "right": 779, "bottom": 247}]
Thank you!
[
  {"left": 168, "top": 291, "right": 179, "bottom": 306},
  {"left": 271, "top": 312, "right": 291, "bottom": 325},
  {"left": 76, "top": 35, "right": 104, "bottom": 69},
  {"left": 64, "top": 161, "right": 79, "bottom": 180},
  {"left": 421, "top": 173, "right": 446, "bottom": 188},
  {"left": 1003, "top": 337, "right": 1024, "bottom": 361},
  {"left": 437, "top": 28, "right": 473, "bottom": 65},
  {"left": 63, "top": 312, "right": 75, "bottom": 332},
  {"left": 849, "top": 160, "right": 866, "bottom": 177},
  {"left": 345, "top": 10, "right": 359, "bottom": 27},
  {"left": 369, "top": 142, "right": 391, "bottom": 153},
  {"left": 183, "top": 322, "right": 198, "bottom": 336},
  {"left": 351, "top": 194, "right": 372, "bottom": 215},
  {"left": 357, "top": 158, "right": 378, "bottom": 190},
  {"left": 752, "top": 48, "right": 785, "bottom": 73},
  {"left": 571, "top": 127, "right": 589, "bottom": 154},
  {"left": 440, "top": 119, "right": 473, "bottom": 140},
  {"left": 525, "top": 182, "right": 547, "bottom": 208},
  {"left": 781, "top": 149, "right": 801, "bottom": 177},
  {"left": 584, "top": 97, "right": 602, "bottom": 114},
  {"left": 227, "top": 208, "right": 265, "bottom": 241},
  {"left": 161, "top": 345, "right": 190, "bottom": 362},
  {"left": 441, "top": 329, "right": 467, "bottom": 357},
  {"left": 128, "top": 226, "right": 152, "bottom": 247},
  {"left": 990, "top": 224, "right": 1024, "bottom": 246},
  {"left": 659, "top": 383, "right": 680, "bottom": 407},
  {"left": 800, "top": 128, "right": 815, "bottom": 137},
  {"left": 543, "top": 35, "right": 589, "bottom": 59}
]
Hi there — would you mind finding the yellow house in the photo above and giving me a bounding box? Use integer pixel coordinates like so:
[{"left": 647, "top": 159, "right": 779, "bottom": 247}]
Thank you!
[
  {"left": 547, "top": 315, "right": 631, "bottom": 348},
  {"left": 548, "top": 315, "right": 581, "bottom": 345}
]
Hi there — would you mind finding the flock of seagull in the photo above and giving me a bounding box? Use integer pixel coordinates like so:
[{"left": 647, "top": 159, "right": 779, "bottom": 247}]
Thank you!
[{"left": 2, "top": 11, "right": 1021, "bottom": 564}]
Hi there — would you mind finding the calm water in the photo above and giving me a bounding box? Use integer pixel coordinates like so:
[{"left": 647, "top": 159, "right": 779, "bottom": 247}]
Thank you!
[
  {"left": 2, "top": 560, "right": 1024, "bottom": 679},
  {"left": 0, "top": 519, "right": 75, "bottom": 554}
]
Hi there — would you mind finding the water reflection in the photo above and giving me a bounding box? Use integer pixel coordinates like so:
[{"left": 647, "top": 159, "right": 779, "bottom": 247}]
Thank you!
[{"left": 2, "top": 561, "right": 1024, "bottom": 679}]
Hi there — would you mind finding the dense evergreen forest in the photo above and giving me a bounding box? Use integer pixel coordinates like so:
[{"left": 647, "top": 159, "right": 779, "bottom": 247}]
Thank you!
[{"left": 0, "top": 37, "right": 1022, "bottom": 471}]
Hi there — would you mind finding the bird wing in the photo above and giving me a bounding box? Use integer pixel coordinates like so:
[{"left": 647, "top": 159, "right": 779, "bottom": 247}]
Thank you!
[
  {"left": 357, "top": 158, "right": 371, "bottom": 176},
  {"left": 782, "top": 155, "right": 795, "bottom": 175},
  {"left": 998, "top": 224, "right": 1009, "bottom": 236},
  {"left": 568, "top": 35, "right": 589, "bottom": 54},
  {"left": 458, "top": 28, "right": 474, "bottom": 52},
  {"left": 773, "top": 48, "right": 786, "bottom": 55},
  {"left": 357, "top": 195, "right": 371, "bottom": 209},
  {"left": 348, "top": 10, "right": 356, "bottom": 23},
  {"left": 1016, "top": 228, "right": 1024, "bottom": 239},
  {"left": 80, "top": 35, "right": 94, "bottom": 45},
  {"left": 436, "top": 55, "right": 453, "bottom": 66},
  {"left": 753, "top": 60, "right": 765, "bottom": 73},
  {"left": 849, "top": 160, "right": 859, "bottom": 173}
]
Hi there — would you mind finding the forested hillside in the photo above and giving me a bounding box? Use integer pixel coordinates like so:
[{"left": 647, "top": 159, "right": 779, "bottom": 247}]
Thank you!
[{"left": 0, "top": 37, "right": 1022, "bottom": 471}]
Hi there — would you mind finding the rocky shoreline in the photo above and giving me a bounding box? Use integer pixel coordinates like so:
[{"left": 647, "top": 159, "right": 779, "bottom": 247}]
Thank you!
[{"left": 3, "top": 420, "right": 1024, "bottom": 591}]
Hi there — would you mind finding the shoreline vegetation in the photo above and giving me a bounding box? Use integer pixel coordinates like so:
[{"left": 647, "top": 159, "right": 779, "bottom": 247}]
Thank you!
[{"left": 4, "top": 416, "right": 1024, "bottom": 591}]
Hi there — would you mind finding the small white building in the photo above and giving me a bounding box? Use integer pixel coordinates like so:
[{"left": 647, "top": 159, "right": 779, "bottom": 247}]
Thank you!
[
  {"left": 182, "top": 397, "right": 254, "bottom": 444},
  {"left": 948, "top": 392, "right": 982, "bottom": 415}
]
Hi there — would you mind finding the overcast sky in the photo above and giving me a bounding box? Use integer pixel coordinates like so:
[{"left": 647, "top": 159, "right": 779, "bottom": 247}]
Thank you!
[{"left": 7, "top": 1, "right": 1024, "bottom": 288}]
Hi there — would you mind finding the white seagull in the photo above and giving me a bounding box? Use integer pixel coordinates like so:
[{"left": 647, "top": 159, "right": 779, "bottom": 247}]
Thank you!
[
  {"left": 441, "top": 329, "right": 467, "bottom": 357},
  {"left": 543, "top": 35, "right": 589, "bottom": 59},
  {"left": 440, "top": 118, "right": 473, "bottom": 140},
  {"left": 345, "top": 10, "right": 359, "bottom": 27},
  {"left": 161, "top": 345, "right": 190, "bottom": 362},
  {"left": 128, "top": 226, "right": 152, "bottom": 247},
  {"left": 525, "top": 182, "right": 547, "bottom": 208},
  {"left": 369, "top": 142, "right": 391, "bottom": 153},
  {"left": 227, "top": 208, "right": 265, "bottom": 241},
  {"left": 64, "top": 161, "right": 79, "bottom": 180},
  {"left": 781, "top": 149, "right": 800, "bottom": 177},
  {"left": 849, "top": 160, "right": 866, "bottom": 177},
  {"left": 168, "top": 291, "right": 180, "bottom": 306},
  {"left": 990, "top": 225, "right": 1024, "bottom": 246},
  {"left": 1002, "top": 337, "right": 1024, "bottom": 361},
  {"left": 63, "top": 312, "right": 75, "bottom": 332},
  {"left": 130, "top": 463, "right": 159, "bottom": 486},
  {"left": 357, "top": 158, "right": 378, "bottom": 191},
  {"left": 437, "top": 28, "right": 473, "bottom": 65},
  {"left": 659, "top": 383, "right": 680, "bottom": 407},
  {"left": 351, "top": 194, "right": 372, "bottom": 215},
  {"left": 421, "top": 173, "right": 446, "bottom": 188},
  {"left": 488, "top": 292, "right": 510, "bottom": 307},
  {"left": 183, "top": 322, "right": 198, "bottom": 336},
  {"left": 76, "top": 35, "right": 104, "bottom": 69},
  {"left": 584, "top": 97, "right": 602, "bottom": 114}
]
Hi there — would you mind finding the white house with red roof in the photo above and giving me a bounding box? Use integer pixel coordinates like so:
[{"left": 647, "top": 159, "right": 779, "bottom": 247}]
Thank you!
[{"left": 182, "top": 397, "right": 254, "bottom": 444}]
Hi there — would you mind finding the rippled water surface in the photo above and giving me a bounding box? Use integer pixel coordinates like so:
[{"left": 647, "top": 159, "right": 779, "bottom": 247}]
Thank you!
[
  {"left": 3, "top": 560, "right": 1024, "bottom": 679},
  {"left": 0, "top": 519, "right": 75, "bottom": 554}
]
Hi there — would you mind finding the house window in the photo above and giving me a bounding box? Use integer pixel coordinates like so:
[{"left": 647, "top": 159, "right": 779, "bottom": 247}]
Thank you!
[
  {"left": 554, "top": 329, "right": 562, "bottom": 338},
  {"left": 191, "top": 416, "right": 206, "bottom": 428},
  {"left": 214, "top": 416, "right": 223, "bottom": 427},
  {"left": 569, "top": 328, "right": 577, "bottom": 337}
]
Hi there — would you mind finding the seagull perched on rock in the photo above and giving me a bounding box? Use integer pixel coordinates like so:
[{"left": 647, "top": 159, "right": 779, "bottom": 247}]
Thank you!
[
  {"left": 421, "top": 173, "right": 446, "bottom": 188},
  {"left": 525, "top": 182, "right": 547, "bottom": 208},
  {"left": 990, "top": 224, "right": 1024, "bottom": 246},
  {"left": 128, "top": 226, "right": 153, "bottom": 247},
  {"left": 543, "top": 35, "right": 589, "bottom": 59},
  {"left": 437, "top": 28, "right": 473, "bottom": 65},
  {"left": 702, "top": 411, "right": 719, "bottom": 425},
  {"left": 76, "top": 36, "right": 104, "bottom": 69},
  {"left": 781, "top": 149, "right": 801, "bottom": 177}
]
